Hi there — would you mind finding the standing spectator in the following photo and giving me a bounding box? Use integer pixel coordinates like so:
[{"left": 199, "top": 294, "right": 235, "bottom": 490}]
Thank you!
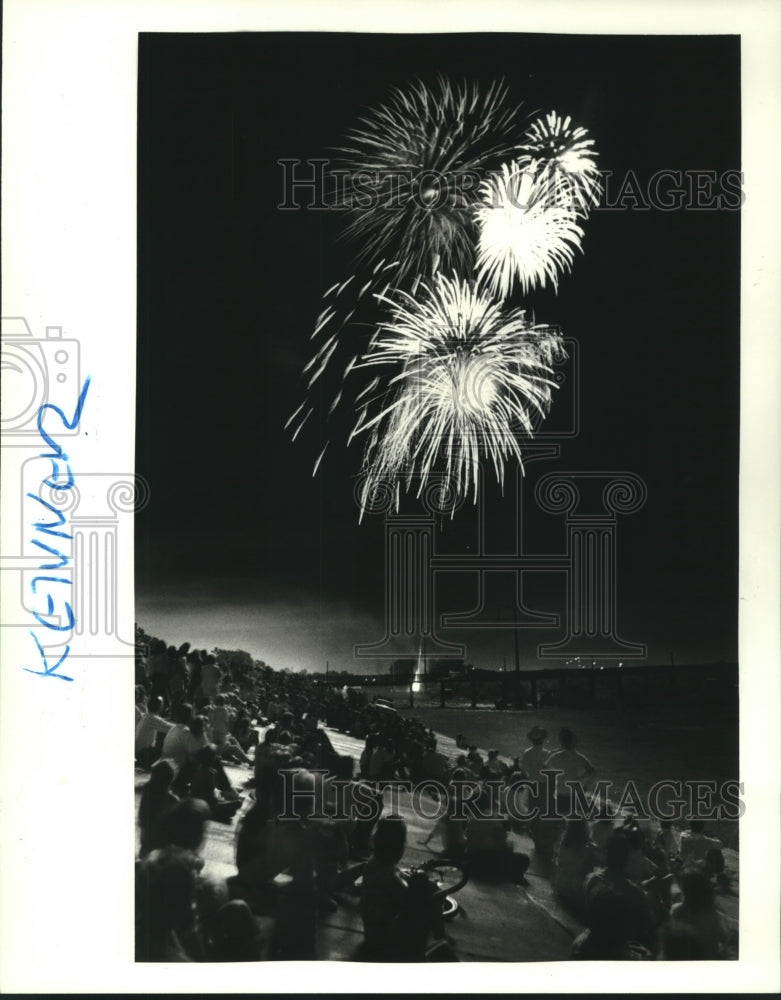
[
  {"left": 187, "top": 650, "right": 203, "bottom": 703},
  {"left": 520, "top": 725, "right": 549, "bottom": 784},
  {"left": 546, "top": 728, "right": 595, "bottom": 816},
  {"left": 147, "top": 638, "right": 170, "bottom": 704},
  {"left": 168, "top": 643, "right": 190, "bottom": 711},
  {"left": 200, "top": 654, "right": 222, "bottom": 702}
]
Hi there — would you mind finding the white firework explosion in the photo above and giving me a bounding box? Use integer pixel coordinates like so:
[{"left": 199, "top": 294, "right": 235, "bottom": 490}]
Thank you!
[
  {"left": 520, "top": 111, "right": 601, "bottom": 216},
  {"left": 475, "top": 161, "right": 585, "bottom": 300},
  {"left": 351, "top": 272, "right": 564, "bottom": 515},
  {"left": 333, "top": 77, "right": 524, "bottom": 288}
]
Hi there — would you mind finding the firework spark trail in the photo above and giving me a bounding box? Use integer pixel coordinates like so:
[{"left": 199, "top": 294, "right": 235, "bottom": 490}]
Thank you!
[
  {"left": 286, "top": 260, "right": 400, "bottom": 468},
  {"left": 332, "top": 77, "right": 525, "bottom": 287},
  {"left": 475, "top": 161, "right": 585, "bottom": 300},
  {"left": 520, "top": 111, "right": 601, "bottom": 216},
  {"left": 351, "top": 273, "right": 565, "bottom": 516}
]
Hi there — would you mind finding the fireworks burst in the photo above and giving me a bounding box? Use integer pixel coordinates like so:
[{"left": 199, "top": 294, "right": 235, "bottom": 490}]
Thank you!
[
  {"left": 521, "top": 111, "right": 601, "bottom": 215},
  {"left": 333, "top": 77, "right": 524, "bottom": 288},
  {"left": 475, "top": 161, "right": 585, "bottom": 300},
  {"left": 290, "top": 82, "right": 599, "bottom": 516},
  {"left": 351, "top": 272, "right": 564, "bottom": 515}
]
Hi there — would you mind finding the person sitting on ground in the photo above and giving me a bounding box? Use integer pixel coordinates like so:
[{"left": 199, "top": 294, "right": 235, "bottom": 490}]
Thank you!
[
  {"left": 582, "top": 831, "right": 656, "bottom": 953},
  {"left": 420, "top": 739, "right": 450, "bottom": 784},
  {"left": 553, "top": 817, "right": 601, "bottom": 917},
  {"left": 659, "top": 921, "right": 707, "bottom": 960},
  {"left": 207, "top": 899, "right": 264, "bottom": 962},
  {"left": 368, "top": 738, "right": 400, "bottom": 782},
  {"left": 481, "top": 749, "right": 508, "bottom": 781},
  {"left": 208, "top": 693, "right": 232, "bottom": 744},
  {"left": 465, "top": 745, "right": 484, "bottom": 771},
  {"left": 651, "top": 819, "right": 679, "bottom": 871},
  {"left": 231, "top": 708, "right": 257, "bottom": 753},
  {"left": 589, "top": 804, "right": 616, "bottom": 865},
  {"left": 161, "top": 703, "right": 200, "bottom": 768},
  {"left": 421, "top": 768, "right": 468, "bottom": 857},
  {"left": 187, "top": 745, "right": 243, "bottom": 824},
  {"left": 135, "top": 695, "right": 174, "bottom": 770},
  {"left": 360, "top": 815, "right": 447, "bottom": 962},
  {"left": 464, "top": 786, "right": 530, "bottom": 884},
  {"left": 135, "top": 685, "right": 148, "bottom": 726},
  {"left": 135, "top": 849, "right": 199, "bottom": 961},
  {"left": 623, "top": 823, "right": 662, "bottom": 884},
  {"left": 571, "top": 886, "right": 653, "bottom": 961},
  {"left": 670, "top": 867, "right": 728, "bottom": 959},
  {"left": 208, "top": 696, "right": 251, "bottom": 765},
  {"left": 138, "top": 758, "right": 179, "bottom": 857},
  {"left": 679, "top": 819, "right": 724, "bottom": 868}
]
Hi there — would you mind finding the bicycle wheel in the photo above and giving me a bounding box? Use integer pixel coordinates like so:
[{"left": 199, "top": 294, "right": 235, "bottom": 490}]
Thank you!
[{"left": 420, "top": 858, "right": 468, "bottom": 897}]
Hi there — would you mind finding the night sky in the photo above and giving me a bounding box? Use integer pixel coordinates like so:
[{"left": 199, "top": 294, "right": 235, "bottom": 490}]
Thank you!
[{"left": 136, "top": 32, "right": 740, "bottom": 672}]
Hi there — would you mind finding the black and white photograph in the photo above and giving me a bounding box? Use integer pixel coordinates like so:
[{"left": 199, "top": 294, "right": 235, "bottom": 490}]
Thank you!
[
  {"left": 2, "top": 1, "right": 779, "bottom": 993},
  {"left": 135, "top": 29, "right": 743, "bottom": 965}
]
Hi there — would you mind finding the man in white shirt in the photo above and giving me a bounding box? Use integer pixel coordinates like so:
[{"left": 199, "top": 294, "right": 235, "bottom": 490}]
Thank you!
[
  {"left": 162, "top": 703, "right": 200, "bottom": 767},
  {"left": 545, "top": 727, "right": 595, "bottom": 816},
  {"left": 135, "top": 695, "right": 174, "bottom": 768},
  {"left": 520, "top": 725, "right": 550, "bottom": 785}
]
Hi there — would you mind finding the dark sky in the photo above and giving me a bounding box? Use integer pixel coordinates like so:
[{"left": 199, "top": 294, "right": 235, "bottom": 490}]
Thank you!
[{"left": 136, "top": 32, "right": 740, "bottom": 672}]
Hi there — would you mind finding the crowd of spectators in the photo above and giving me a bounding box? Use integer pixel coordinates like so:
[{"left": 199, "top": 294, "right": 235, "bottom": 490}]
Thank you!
[{"left": 134, "top": 631, "right": 735, "bottom": 963}]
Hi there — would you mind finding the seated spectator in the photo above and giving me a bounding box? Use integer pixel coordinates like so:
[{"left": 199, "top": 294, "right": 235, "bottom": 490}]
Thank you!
[
  {"left": 188, "top": 746, "right": 244, "bottom": 824},
  {"left": 209, "top": 694, "right": 232, "bottom": 745},
  {"left": 208, "top": 900, "right": 264, "bottom": 962},
  {"left": 553, "top": 818, "right": 600, "bottom": 916},
  {"left": 162, "top": 703, "right": 200, "bottom": 768},
  {"left": 624, "top": 823, "right": 662, "bottom": 884},
  {"left": 360, "top": 815, "right": 446, "bottom": 962},
  {"left": 582, "top": 832, "right": 656, "bottom": 952},
  {"left": 670, "top": 868, "right": 727, "bottom": 959},
  {"left": 465, "top": 788, "right": 529, "bottom": 884},
  {"left": 421, "top": 768, "right": 467, "bottom": 857},
  {"left": 138, "top": 758, "right": 179, "bottom": 857},
  {"left": 135, "top": 850, "right": 198, "bottom": 961},
  {"left": 679, "top": 819, "right": 724, "bottom": 868},
  {"left": 368, "top": 738, "right": 400, "bottom": 782},
  {"left": 135, "top": 685, "right": 148, "bottom": 725},
  {"left": 589, "top": 806, "right": 616, "bottom": 865},
  {"left": 481, "top": 749, "right": 508, "bottom": 780},
  {"left": 465, "top": 745, "right": 484, "bottom": 771},
  {"left": 571, "top": 888, "right": 653, "bottom": 961},
  {"left": 659, "top": 921, "right": 707, "bottom": 960},
  {"left": 135, "top": 695, "right": 174, "bottom": 770},
  {"left": 651, "top": 819, "right": 679, "bottom": 871}
]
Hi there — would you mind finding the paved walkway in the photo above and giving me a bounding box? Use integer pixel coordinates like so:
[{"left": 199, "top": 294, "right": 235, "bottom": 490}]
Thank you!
[{"left": 135, "top": 724, "right": 738, "bottom": 961}]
